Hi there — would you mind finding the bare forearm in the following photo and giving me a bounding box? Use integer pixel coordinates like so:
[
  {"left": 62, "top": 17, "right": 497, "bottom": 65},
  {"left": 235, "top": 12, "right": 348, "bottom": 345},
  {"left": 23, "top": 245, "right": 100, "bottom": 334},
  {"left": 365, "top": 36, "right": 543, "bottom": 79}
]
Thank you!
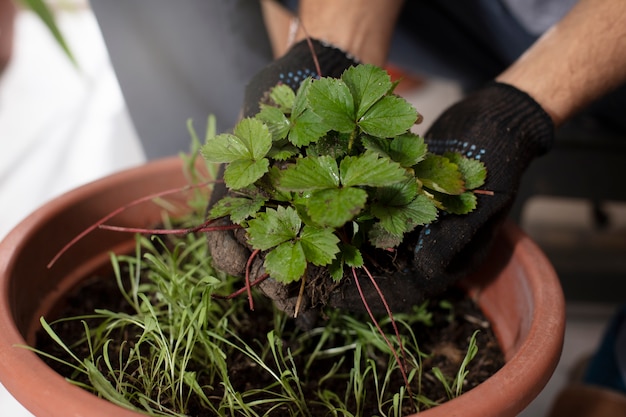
[
  {"left": 497, "top": 0, "right": 626, "bottom": 127},
  {"left": 294, "top": 0, "right": 404, "bottom": 66}
]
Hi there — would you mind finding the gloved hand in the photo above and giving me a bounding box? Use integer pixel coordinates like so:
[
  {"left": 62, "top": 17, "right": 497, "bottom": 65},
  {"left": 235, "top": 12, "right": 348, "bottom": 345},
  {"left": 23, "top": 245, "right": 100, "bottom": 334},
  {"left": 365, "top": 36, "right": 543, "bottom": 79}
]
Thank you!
[
  {"left": 411, "top": 82, "right": 555, "bottom": 293},
  {"left": 327, "top": 82, "right": 555, "bottom": 314}
]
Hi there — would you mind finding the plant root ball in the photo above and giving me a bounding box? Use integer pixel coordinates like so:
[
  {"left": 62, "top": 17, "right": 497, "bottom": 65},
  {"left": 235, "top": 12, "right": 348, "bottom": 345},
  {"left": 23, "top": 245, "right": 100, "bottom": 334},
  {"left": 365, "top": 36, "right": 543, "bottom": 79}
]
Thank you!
[{"left": 206, "top": 217, "right": 250, "bottom": 277}]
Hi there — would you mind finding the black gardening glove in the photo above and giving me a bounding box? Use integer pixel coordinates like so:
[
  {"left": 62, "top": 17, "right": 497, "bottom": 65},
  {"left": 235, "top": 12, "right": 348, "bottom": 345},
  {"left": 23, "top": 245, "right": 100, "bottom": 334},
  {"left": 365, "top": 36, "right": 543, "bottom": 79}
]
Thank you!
[
  {"left": 411, "top": 82, "right": 555, "bottom": 294},
  {"left": 329, "top": 82, "right": 555, "bottom": 314}
]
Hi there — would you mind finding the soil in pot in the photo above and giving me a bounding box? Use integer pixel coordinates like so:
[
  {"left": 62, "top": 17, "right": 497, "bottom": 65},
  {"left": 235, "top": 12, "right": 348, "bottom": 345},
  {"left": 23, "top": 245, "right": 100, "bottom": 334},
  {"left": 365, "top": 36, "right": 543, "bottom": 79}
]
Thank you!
[{"left": 35, "top": 234, "right": 504, "bottom": 417}]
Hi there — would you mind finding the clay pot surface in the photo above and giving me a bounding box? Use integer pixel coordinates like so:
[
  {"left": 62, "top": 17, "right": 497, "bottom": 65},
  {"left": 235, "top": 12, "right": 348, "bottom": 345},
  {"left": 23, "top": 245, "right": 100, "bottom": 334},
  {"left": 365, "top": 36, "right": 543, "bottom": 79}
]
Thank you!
[{"left": 0, "top": 156, "right": 565, "bottom": 417}]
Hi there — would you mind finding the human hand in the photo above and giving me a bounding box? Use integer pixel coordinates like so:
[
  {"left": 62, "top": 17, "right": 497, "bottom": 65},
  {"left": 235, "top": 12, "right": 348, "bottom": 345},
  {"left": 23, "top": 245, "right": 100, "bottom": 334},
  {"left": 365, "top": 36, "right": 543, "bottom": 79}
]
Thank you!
[{"left": 408, "top": 82, "right": 555, "bottom": 296}]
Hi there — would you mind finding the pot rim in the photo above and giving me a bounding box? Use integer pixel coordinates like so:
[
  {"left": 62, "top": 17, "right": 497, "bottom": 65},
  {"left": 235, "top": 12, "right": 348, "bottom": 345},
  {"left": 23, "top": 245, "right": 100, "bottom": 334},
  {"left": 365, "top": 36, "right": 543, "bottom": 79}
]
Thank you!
[{"left": 410, "top": 222, "right": 565, "bottom": 417}]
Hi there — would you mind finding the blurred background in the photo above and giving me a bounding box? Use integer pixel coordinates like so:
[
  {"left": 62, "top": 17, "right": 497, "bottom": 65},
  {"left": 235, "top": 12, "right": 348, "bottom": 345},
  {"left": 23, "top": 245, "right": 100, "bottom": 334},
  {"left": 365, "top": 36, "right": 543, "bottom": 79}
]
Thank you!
[{"left": 1, "top": 2, "right": 624, "bottom": 416}]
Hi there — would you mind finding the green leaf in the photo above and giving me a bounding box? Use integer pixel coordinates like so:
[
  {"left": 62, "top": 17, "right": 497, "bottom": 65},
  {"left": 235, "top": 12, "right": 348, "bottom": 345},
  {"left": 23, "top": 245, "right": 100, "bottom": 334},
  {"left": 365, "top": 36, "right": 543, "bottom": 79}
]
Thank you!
[
  {"left": 84, "top": 361, "right": 139, "bottom": 411},
  {"left": 292, "top": 77, "right": 314, "bottom": 118},
  {"left": 307, "top": 188, "right": 368, "bottom": 228},
  {"left": 257, "top": 106, "right": 291, "bottom": 141},
  {"left": 368, "top": 223, "right": 403, "bottom": 249},
  {"left": 328, "top": 243, "right": 363, "bottom": 281},
  {"left": 223, "top": 158, "right": 270, "bottom": 190},
  {"left": 340, "top": 243, "right": 364, "bottom": 268},
  {"left": 342, "top": 64, "right": 392, "bottom": 118},
  {"left": 328, "top": 259, "right": 345, "bottom": 281},
  {"left": 414, "top": 154, "right": 465, "bottom": 195},
  {"left": 440, "top": 191, "right": 478, "bottom": 215},
  {"left": 370, "top": 213, "right": 405, "bottom": 242},
  {"left": 361, "top": 135, "right": 391, "bottom": 157},
  {"left": 279, "top": 155, "right": 340, "bottom": 191},
  {"left": 340, "top": 151, "right": 407, "bottom": 187},
  {"left": 371, "top": 194, "right": 438, "bottom": 237},
  {"left": 307, "top": 78, "right": 356, "bottom": 133},
  {"left": 21, "top": 0, "right": 78, "bottom": 67},
  {"left": 262, "top": 166, "right": 293, "bottom": 202},
  {"left": 269, "top": 84, "right": 296, "bottom": 112},
  {"left": 264, "top": 242, "right": 307, "bottom": 283},
  {"left": 201, "top": 133, "right": 241, "bottom": 163},
  {"left": 358, "top": 95, "right": 417, "bottom": 138},
  {"left": 202, "top": 118, "right": 274, "bottom": 189},
  {"left": 267, "top": 139, "right": 299, "bottom": 161},
  {"left": 299, "top": 226, "right": 340, "bottom": 266},
  {"left": 289, "top": 109, "right": 329, "bottom": 146},
  {"left": 306, "top": 132, "right": 350, "bottom": 159},
  {"left": 390, "top": 133, "right": 427, "bottom": 167},
  {"left": 201, "top": 118, "right": 272, "bottom": 163},
  {"left": 246, "top": 206, "right": 301, "bottom": 250},
  {"left": 208, "top": 195, "right": 267, "bottom": 224},
  {"left": 233, "top": 117, "right": 274, "bottom": 159},
  {"left": 444, "top": 152, "right": 487, "bottom": 190},
  {"left": 374, "top": 178, "right": 419, "bottom": 207}
]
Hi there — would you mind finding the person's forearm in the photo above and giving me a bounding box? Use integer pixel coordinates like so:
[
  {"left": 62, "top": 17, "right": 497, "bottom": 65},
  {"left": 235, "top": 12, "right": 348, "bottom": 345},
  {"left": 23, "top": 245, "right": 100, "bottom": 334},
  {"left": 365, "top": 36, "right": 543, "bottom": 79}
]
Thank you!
[
  {"left": 293, "top": 0, "right": 404, "bottom": 66},
  {"left": 497, "top": 0, "right": 626, "bottom": 127}
]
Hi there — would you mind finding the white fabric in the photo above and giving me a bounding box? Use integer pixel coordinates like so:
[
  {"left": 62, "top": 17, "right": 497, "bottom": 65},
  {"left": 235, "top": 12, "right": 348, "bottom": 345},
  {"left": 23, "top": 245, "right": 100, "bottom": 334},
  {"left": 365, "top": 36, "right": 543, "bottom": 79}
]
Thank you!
[
  {"left": 0, "top": 9, "right": 145, "bottom": 239},
  {"left": 0, "top": 7, "right": 145, "bottom": 416}
]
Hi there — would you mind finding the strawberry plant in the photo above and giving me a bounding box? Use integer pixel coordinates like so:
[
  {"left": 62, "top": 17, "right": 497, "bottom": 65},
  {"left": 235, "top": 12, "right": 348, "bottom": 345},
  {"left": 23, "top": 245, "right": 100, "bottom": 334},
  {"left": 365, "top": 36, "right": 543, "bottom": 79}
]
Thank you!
[
  {"left": 34, "top": 64, "right": 500, "bottom": 417},
  {"left": 202, "top": 64, "right": 486, "bottom": 285}
]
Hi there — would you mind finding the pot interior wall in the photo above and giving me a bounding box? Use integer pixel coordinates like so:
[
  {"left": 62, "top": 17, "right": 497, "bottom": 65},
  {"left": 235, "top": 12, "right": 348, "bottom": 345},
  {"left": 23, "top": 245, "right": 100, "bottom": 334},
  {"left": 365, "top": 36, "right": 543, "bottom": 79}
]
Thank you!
[
  {"left": 4, "top": 159, "right": 196, "bottom": 344},
  {"left": 462, "top": 229, "right": 532, "bottom": 362}
]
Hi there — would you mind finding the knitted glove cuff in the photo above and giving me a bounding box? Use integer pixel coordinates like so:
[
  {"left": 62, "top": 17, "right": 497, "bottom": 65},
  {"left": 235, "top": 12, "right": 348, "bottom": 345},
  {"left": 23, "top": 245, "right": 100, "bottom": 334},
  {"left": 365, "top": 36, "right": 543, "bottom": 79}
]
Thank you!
[
  {"left": 279, "top": 38, "right": 359, "bottom": 85},
  {"left": 482, "top": 81, "right": 555, "bottom": 156}
]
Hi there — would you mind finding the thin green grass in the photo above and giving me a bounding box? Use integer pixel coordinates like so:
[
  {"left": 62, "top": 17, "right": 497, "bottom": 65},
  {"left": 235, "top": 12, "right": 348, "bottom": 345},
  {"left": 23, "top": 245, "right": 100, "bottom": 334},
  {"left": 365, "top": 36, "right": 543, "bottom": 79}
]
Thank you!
[{"left": 34, "top": 224, "right": 481, "bottom": 416}]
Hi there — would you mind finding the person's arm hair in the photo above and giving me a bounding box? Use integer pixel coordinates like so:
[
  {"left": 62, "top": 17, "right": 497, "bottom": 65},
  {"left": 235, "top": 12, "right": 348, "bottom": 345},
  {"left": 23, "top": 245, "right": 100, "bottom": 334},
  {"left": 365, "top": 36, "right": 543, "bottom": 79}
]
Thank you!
[{"left": 496, "top": 0, "right": 626, "bottom": 127}]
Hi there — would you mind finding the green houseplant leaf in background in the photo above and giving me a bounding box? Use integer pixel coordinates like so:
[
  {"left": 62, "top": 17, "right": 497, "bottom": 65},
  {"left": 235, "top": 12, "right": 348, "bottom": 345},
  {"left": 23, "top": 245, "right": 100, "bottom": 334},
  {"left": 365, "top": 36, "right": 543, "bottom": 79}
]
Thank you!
[{"left": 19, "top": 0, "right": 78, "bottom": 66}]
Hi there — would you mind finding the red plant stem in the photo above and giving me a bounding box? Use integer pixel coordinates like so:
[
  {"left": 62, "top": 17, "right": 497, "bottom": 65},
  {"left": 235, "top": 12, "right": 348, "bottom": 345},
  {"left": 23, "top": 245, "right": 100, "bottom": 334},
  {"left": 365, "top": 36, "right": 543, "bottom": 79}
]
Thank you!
[
  {"left": 351, "top": 267, "right": 415, "bottom": 410},
  {"left": 212, "top": 273, "right": 269, "bottom": 300},
  {"left": 300, "top": 23, "right": 322, "bottom": 77},
  {"left": 47, "top": 181, "right": 215, "bottom": 269},
  {"left": 474, "top": 189, "right": 495, "bottom": 196},
  {"left": 361, "top": 266, "right": 412, "bottom": 376}
]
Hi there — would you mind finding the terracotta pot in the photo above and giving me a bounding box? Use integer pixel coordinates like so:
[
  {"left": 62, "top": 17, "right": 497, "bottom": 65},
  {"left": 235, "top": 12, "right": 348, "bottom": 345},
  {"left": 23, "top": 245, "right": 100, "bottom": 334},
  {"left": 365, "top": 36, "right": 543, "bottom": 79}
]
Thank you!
[{"left": 0, "top": 156, "right": 565, "bottom": 417}]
